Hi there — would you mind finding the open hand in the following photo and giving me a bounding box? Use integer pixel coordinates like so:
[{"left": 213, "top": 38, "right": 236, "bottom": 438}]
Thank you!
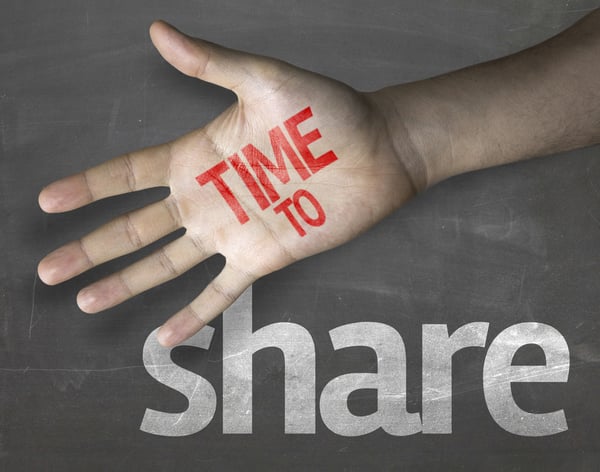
[{"left": 38, "top": 21, "right": 416, "bottom": 346}]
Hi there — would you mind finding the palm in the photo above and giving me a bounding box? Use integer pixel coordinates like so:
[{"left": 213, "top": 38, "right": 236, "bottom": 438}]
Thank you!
[{"left": 38, "top": 21, "right": 413, "bottom": 346}]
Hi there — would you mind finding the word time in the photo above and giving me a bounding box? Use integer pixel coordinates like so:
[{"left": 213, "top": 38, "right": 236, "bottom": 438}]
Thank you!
[{"left": 196, "top": 107, "right": 335, "bottom": 237}]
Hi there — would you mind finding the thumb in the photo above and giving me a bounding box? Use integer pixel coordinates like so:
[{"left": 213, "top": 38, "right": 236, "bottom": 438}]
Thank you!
[{"left": 149, "top": 20, "right": 273, "bottom": 95}]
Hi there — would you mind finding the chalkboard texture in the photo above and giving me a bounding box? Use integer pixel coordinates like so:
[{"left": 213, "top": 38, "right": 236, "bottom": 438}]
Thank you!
[{"left": 2, "top": 0, "right": 600, "bottom": 470}]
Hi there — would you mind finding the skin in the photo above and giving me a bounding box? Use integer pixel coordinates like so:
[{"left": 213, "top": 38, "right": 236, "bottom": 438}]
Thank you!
[{"left": 38, "top": 11, "right": 600, "bottom": 347}]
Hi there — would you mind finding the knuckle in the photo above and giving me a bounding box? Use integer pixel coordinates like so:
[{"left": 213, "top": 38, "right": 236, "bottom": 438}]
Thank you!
[
  {"left": 229, "top": 259, "right": 260, "bottom": 281},
  {"left": 184, "top": 305, "right": 207, "bottom": 328},
  {"left": 163, "top": 196, "right": 182, "bottom": 227},
  {"left": 189, "top": 234, "right": 209, "bottom": 257},
  {"left": 121, "top": 153, "right": 137, "bottom": 192},
  {"left": 210, "top": 278, "right": 237, "bottom": 305},
  {"left": 157, "top": 247, "right": 179, "bottom": 278},
  {"left": 117, "top": 271, "right": 134, "bottom": 297},
  {"left": 77, "top": 239, "right": 95, "bottom": 268},
  {"left": 123, "top": 213, "right": 143, "bottom": 249}
]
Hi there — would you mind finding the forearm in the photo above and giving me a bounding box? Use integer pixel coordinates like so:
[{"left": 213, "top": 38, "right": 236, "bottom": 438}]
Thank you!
[{"left": 371, "top": 8, "right": 600, "bottom": 191}]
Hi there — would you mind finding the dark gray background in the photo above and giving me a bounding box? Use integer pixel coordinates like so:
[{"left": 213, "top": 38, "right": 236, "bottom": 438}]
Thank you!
[{"left": 2, "top": 0, "right": 599, "bottom": 470}]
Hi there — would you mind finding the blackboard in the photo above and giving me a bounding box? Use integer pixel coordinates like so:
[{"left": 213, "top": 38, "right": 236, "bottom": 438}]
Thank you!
[{"left": 2, "top": 0, "right": 599, "bottom": 470}]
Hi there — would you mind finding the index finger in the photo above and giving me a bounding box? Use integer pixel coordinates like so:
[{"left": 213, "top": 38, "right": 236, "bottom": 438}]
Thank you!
[{"left": 38, "top": 141, "right": 172, "bottom": 213}]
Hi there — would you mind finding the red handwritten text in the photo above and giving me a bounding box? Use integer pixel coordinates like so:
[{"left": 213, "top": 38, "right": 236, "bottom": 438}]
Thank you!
[{"left": 195, "top": 107, "right": 337, "bottom": 236}]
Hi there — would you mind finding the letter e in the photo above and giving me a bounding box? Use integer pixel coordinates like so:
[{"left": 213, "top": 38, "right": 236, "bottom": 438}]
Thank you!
[{"left": 483, "top": 323, "right": 569, "bottom": 436}]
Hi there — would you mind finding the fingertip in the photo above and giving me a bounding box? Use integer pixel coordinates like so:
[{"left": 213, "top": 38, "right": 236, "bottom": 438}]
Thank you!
[
  {"left": 149, "top": 19, "right": 186, "bottom": 48},
  {"left": 77, "top": 288, "right": 99, "bottom": 314},
  {"left": 157, "top": 325, "right": 182, "bottom": 347},
  {"left": 148, "top": 20, "right": 211, "bottom": 80},
  {"left": 149, "top": 19, "right": 171, "bottom": 39},
  {"left": 150, "top": 19, "right": 173, "bottom": 30},
  {"left": 38, "top": 186, "right": 61, "bottom": 213},
  {"left": 37, "top": 258, "right": 61, "bottom": 286},
  {"left": 38, "top": 188, "right": 47, "bottom": 211},
  {"left": 150, "top": 19, "right": 165, "bottom": 29},
  {"left": 37, "top": 241, "right": 92, "bottom": 287},
  {"left": 38, "top": 175, "right": 91, "bottom": 213}
]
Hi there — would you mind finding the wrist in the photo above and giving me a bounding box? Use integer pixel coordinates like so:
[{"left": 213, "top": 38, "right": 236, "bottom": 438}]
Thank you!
[{"left": 366, "top": 81, "right": 462, "bottom": 192}]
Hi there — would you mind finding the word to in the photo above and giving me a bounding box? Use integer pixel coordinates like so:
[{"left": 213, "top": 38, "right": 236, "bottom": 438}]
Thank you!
[
  {"left": 195, "top": 107, "right": 336, "bottom": 236},
  {"left": 141, "top": 287, "right": 570, "bottom": 437}
]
